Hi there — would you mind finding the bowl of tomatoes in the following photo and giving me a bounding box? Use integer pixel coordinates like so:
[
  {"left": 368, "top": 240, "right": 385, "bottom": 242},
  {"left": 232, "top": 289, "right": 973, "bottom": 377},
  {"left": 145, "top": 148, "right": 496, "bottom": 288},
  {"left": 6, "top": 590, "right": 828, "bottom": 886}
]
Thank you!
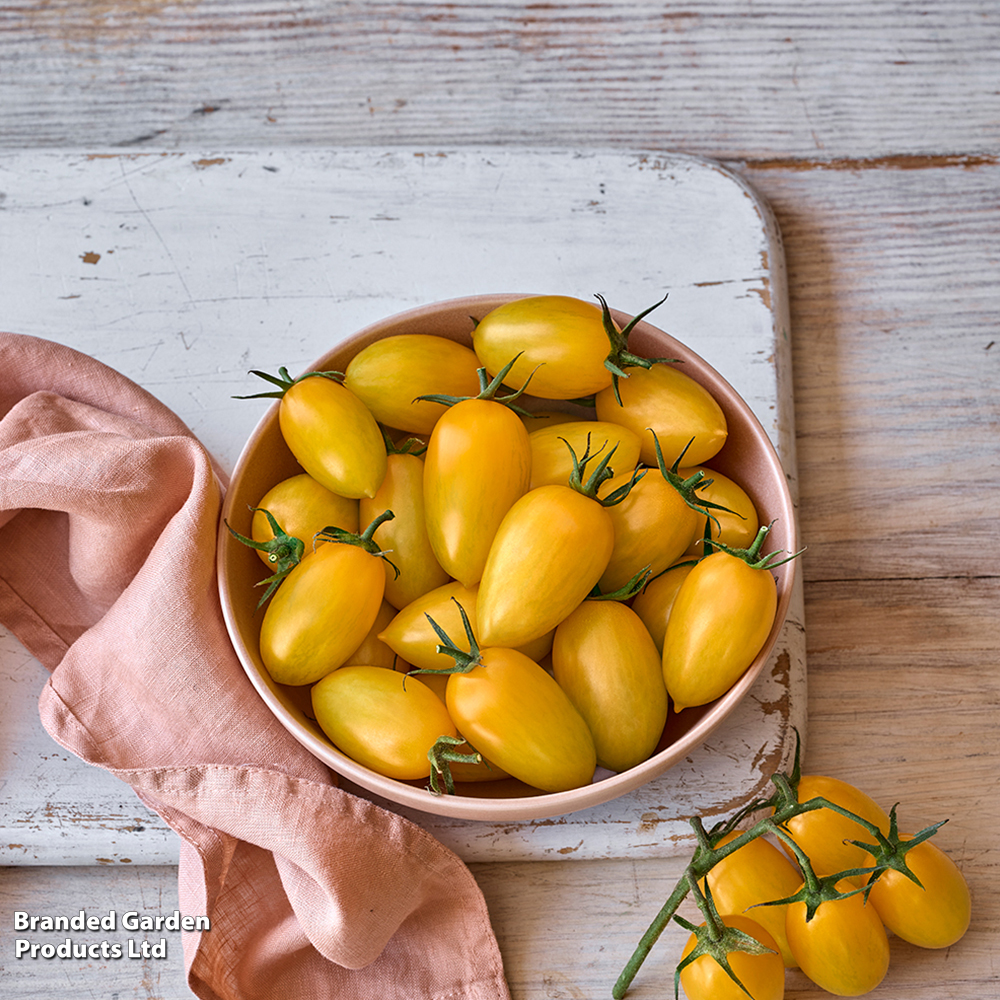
[{"left": 217, "top": 292, "right": 799, "bottom": 821}]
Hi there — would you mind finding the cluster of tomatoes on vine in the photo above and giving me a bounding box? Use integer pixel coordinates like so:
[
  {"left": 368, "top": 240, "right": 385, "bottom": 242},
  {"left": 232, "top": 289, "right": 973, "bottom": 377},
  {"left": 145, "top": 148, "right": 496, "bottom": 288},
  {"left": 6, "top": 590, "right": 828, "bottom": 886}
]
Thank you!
[{"left": 612, "top": 734, "right": 971, "bottom": 1000}]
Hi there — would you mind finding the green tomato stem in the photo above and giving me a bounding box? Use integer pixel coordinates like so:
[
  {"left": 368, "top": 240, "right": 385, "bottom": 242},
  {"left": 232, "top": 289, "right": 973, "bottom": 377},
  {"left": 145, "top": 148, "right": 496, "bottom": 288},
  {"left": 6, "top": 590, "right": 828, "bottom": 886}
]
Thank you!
[
  {"left": 414, "top": 353, "right": 540, "bottom": 415},
  {"left": 426, "top": 735, "right": 484, "bottom": 796},
  {"left": 562, "top": 433, "right": 645, "bottom": 505},
  {"left": 409, "top": 599, "right": 482, "bottom": 675},
  {"left": 710, "top": 521, "right": 806, "bottom": 571},
  {"left": 595, "top": 292, "right": 680, "bottom": 406},
  {"left": 233, "top": 366, "right": 345, "bottom": 399},
  {"left": 224, "top": 507, "right": 306, "bottom": 609},
  {"left": 314, "top": 509, "right": 401, "bottom": 579}
]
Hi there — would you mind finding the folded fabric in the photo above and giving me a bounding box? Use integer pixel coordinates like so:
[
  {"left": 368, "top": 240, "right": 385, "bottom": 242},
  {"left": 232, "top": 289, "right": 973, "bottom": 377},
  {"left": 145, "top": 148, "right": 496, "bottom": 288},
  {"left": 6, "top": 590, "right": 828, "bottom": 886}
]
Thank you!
[{"left": 0, "top": 332, "right": 510, "bottom": 1000}]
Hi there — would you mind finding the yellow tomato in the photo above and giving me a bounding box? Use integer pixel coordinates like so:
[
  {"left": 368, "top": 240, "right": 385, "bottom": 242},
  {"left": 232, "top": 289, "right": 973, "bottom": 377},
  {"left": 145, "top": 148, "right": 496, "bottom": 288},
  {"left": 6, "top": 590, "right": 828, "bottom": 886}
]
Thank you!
[
  {"left": 343, "top": 334, "right": 483, "bottom": 434},
  {"left": 423, "top": 398, "right": 531, "bottom": 587},
  {"left": 472, "top": 295, "right": 615, "bottom": 399},
  {"left": 477, "top": 484, "right": 615, "bottom": 648},
  {"left": 250, "top": 473, "right": 360, "bottom": 565},
  {"left": 594, "top": 363, "right": 727, "bottom": 467},
  {"left": 598, "top": 469, "right": 701, "bottom": 593},
  {"left": 680, "top": 464, "right": 759, "bottom": 555},
  {"left": 551, "top": 600, "right": 667, "bottom": 772},
  {"left": 679, "top": 914, "right": 785, "bottom": 1000},
  {"left": 662, "top": 549, "right": 777, "bottom": 711},
  {"left": 259, "top": 540, "right": 386, "bottom": 686},
  {"left": 446, "top": 646, "right": 597, "bottom": 792},
  {"left": 360, "top": 451, "right": 450, "bottom": 608},
  {"left": 274, "top": 370, "right": 387, "bottom": 499},
  {"left": 528, "top": 420, "right": 641, "bottom": 490},
  {"left": 781, "top": 775, "right": 891, "bottom": 883},
  {"left": 629, "top": 562, "right": 695, "bottom": 654},
  {"left": 865, "top": 836, "right": 971, "bottom": 949},
  {"left": 311, "top": 665, "right": 457, "bottom": 781},
  {"left": 785, "top": 879, "right": 890, "bottom": 996},
  {"left": 703, "top": 831, "right": 803, "bottom": 968}
]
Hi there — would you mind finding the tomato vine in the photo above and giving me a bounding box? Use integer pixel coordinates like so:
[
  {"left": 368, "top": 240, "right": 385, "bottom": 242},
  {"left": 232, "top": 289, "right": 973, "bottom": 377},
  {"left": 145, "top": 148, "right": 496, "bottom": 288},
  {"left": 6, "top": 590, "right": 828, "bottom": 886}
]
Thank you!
[{"left": 612, "top": 731, "right": 955, "bottom": 999}]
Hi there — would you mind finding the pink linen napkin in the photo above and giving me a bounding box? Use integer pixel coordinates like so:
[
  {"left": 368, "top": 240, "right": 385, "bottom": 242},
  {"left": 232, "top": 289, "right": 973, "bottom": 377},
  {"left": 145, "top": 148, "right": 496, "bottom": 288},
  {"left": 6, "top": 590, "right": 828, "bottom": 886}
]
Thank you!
[{"left": 0, "top": 333, "right": 511, "bottom": 1000}]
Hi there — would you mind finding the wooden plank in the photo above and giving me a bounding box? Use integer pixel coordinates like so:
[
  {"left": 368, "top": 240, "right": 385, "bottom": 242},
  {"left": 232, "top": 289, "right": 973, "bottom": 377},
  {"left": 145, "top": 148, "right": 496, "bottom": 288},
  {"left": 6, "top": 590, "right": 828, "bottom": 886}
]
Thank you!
[
  {"left": 1, "top": 2, "right": 998, "bottom": 158},
  {"left": 732, "top": 160, "right": 1000, "bottom": 583},
  {"left": 0, "top": 148, "right": 803, "bottom": 865}
]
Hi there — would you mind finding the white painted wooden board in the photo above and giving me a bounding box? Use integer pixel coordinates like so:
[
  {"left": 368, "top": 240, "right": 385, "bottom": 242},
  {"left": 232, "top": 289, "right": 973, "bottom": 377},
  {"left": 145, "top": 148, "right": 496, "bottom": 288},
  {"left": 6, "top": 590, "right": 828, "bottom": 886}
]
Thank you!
[{"left": 0, "top": 148, "right": 805, "bottom": 865}]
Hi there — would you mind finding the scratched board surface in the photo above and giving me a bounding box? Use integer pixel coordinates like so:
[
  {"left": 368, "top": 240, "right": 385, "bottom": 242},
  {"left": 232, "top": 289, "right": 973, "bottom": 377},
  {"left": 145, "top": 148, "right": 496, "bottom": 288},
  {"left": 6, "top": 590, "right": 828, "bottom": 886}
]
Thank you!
[{"left": 0, "top": 149, "right": 805, "bottom": 864}]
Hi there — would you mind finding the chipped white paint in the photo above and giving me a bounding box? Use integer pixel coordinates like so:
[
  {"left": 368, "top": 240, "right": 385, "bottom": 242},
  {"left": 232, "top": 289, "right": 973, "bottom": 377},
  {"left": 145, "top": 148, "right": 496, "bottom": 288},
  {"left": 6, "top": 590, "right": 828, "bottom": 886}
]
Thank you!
[{"left": 0, "top": 149, "right": 804, "bottom": 864}]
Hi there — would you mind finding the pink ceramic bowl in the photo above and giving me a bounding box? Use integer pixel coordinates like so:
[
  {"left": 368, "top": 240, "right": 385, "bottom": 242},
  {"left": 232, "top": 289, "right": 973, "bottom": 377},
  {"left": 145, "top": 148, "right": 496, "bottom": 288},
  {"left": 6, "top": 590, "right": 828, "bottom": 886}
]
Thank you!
[{"left": 217, "top": 294, "right": 798, "bottom": 821}]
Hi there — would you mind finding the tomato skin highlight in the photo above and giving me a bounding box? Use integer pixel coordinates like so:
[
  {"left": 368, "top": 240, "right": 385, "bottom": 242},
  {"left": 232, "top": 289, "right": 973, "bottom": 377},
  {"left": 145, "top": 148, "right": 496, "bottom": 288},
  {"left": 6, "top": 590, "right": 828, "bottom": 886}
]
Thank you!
[
  {"left": 360, "top": 452, "right": 450, "bottom": 609},
  {"left": 477, "top": 484, "right": 615, "bottom": 649},
  {"left": 594, "top": 362, "right": 727, "bottom": 467},
  {"left": 780, "top": 775, "right": 891, "bottom": 883},
  {"left": 278, "top": 374, "right": 387, "bottom": 499},
  {"left": 343, "top": 334, "right": 483, "bottom": 435},
  {"left": 662, "top": 550, "right": 777, "bottom": 711},
  {"left": 866, "top": 836, "right": 972, "bottom": 948},
  {"left": 679, "top": 914, "right": 786, "bottom": 1000},
  {"left": 311, "top": 665, "right": 457, "bottom": 781},
  {"left": 785, "top": 879, "right": 890, "bottom": 997},
  {"left": 251, "top": 473, "right": 360, "bottom": 564},
  {"left": 445, "top": 646, "right": 597, "bottom": 793},
  {"left": 551, "top": 600, "right": 667, "bottom": 773},
  {"left": 703, "top": 831, "right": 803, "bottom": 968},
  {"left": 259, "top": 542, "right": 386, "bottom": 686},
  {"left": 472, "top": 295, "right": 614, "bottom": 399},
  {"left": 422, "top": 398, "right": 531, "bottom": 587}
]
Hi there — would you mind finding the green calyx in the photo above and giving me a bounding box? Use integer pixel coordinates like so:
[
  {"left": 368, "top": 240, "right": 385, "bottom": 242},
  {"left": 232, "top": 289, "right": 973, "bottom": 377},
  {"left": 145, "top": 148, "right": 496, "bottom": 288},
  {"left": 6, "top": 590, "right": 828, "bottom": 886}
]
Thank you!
[
  {"left": 411, "top": 599, "right": 483, "bottom": 676},
  {"left": 225, "top": 507, "right": 306, "bottom": 609},
  {"left": 414, "top": 353, "right": 540, "bottom": 417},
  {"left": 315, "top": 509, "right": 400, "bottom": 579},
  {"left": 649, "top": 430, "right": 740, "bottom": 536},
  {"left": 563, "top": 433, "right": 646, "bottom": 505},
  {"left": 588, "top": 565, "right": 653, "bottom": 601},
  {"left": 233, "top": 366, "right": 345, "bottom": 400},
  {"left": 426, "top": 735, "right": 485, "bottom": 796},
  {"left": 847, "top": 806, "right": 949, "bottom": 894},
  {"left": 672, "top": 882, "right": 777, "bottom": 1000},
  {"left": 708, "top": 521, "right": 806, "bottom": 571},
  {"left": 597, "top": 292, "right": 680, "bottom": 406}
]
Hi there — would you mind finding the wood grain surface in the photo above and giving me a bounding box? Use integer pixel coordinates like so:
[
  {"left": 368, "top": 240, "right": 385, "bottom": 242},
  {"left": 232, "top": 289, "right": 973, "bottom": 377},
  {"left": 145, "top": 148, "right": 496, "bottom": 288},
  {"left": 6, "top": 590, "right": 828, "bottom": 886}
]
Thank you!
[{"left": 1, "top": 2, "right": 998, "bottom": 999}]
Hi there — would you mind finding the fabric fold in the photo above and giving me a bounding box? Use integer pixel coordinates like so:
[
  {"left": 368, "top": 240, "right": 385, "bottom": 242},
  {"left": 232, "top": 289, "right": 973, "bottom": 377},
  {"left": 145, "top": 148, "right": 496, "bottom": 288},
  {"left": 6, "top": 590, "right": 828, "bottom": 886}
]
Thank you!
[{"left": 0, "top": 332, "right": 510, "bottom": 1000}]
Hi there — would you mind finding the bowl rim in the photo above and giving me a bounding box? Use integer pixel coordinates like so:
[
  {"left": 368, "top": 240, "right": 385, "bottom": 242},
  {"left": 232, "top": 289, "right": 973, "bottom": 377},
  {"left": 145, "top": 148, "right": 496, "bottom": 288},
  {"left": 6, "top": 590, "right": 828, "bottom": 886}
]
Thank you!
[{"left": 217, "top": 292, "right": 799, "bottom": 821}]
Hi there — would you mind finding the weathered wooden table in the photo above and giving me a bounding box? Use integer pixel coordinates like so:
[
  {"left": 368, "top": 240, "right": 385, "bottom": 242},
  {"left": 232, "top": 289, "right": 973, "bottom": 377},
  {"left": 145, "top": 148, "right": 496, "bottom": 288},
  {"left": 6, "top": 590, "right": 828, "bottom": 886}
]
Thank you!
[{"left": 1, "top": 4, "right": 997, "bottom": 999}]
